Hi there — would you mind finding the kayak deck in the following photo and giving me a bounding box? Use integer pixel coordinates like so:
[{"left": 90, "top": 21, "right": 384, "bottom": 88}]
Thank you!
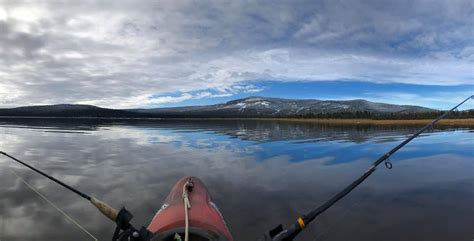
[{"left": 148, "top": 176, "right": 233, "bottom": 241}]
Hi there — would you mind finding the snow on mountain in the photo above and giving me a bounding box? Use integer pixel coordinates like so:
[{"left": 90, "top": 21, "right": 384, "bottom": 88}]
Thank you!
[{"left": 133, "top": 96, "right": 436, "bottom": 117}]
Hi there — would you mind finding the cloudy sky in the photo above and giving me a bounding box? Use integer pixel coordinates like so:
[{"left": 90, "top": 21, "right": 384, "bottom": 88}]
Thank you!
[{"left": 0, "top": 0, "right": 473, "bottom": 109}]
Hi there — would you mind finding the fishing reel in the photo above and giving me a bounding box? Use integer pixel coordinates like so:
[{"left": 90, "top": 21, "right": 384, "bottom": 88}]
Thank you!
[
  {"left": 113, "top": 208, "right": 153, "bottom": 241},
  {"left": 259, "top": 221, "right": 304, "bottom": 241}
]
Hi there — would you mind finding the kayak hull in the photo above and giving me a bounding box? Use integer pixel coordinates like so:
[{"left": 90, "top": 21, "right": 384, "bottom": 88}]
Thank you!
[{"left": 148, "top": 176, "right": 233, "bottom": 241}]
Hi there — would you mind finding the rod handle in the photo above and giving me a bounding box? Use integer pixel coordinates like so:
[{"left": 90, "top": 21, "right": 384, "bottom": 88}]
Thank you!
[{"left": 90, "top": 197, "right": 118, "bottom": 222}]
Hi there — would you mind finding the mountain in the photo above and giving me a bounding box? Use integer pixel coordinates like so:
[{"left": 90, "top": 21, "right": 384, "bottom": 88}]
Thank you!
[
  {"left": 0, "top": 97, "right": 442, "bottom": 118},
  {"left": 131, "top": 96, "right": 437, "bottom": 117}
]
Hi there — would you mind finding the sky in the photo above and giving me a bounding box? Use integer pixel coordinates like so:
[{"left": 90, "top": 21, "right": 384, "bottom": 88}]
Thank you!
[{"left": 0, "top": 0, "right": 473, "bottom": 110}]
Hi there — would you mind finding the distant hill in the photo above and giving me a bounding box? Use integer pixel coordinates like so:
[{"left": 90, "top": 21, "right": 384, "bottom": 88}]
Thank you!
[
  {"left": 130, "top": 96, "right": 437, "bottom": 117},
  {"left": 1, "top": 97, "right": 471, "bottom": 119},
  {"left": 0, "top": 104, "right": 143, "bottom": 118}
]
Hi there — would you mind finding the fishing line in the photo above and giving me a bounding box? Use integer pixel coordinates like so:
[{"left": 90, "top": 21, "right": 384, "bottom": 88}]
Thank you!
[
  {"left": 266, "top": 95, "right": 474, "bottom": 241},
  {"left": 9, "top": 168, "right": 98, "bottom": 241},
  {"left": 0, "top": 151, "right": 152, "bottom": 241},
  {"left": 0, "top": 151, "right": 91, "bottom": 200}
]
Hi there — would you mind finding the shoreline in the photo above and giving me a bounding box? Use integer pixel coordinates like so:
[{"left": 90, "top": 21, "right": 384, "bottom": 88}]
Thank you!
[
  {"left": 254, "top": 118, "right": 474, "bottom": 126},
  {"left": 0, "top": 116, "right": 473, "bottom": 126}
]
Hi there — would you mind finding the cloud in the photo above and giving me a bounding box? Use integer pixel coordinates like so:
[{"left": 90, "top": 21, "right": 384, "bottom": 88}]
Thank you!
[
  {"left": 77, "top": 84, "right": 262, "bottom": 108},
  {"left": 361, "top": 91, "right": 474, "bottom": 110},
  {"left": 0, "top": 0, "right": 472, "bottom": 108}
]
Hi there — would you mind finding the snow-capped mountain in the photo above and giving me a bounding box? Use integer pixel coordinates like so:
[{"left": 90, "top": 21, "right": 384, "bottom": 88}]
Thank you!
[{"left": 132, "top": 96, "right": 436, "bottom": 117}]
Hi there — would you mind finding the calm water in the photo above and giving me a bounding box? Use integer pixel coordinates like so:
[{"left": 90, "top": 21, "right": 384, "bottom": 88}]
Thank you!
[{"left": 0, "top": 119, "right": 473, "bottom": 241}]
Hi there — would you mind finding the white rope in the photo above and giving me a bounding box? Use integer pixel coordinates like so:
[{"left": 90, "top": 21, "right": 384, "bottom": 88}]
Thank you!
[
  {"left": 182, "top": 181, "right": 192, "bottom": 241},
  {"left": 10, "top": 169, "right": 98, "bottom": 241}
]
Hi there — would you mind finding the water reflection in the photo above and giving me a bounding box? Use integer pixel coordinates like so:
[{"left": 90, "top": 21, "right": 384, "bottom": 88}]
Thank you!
[{"left": 0, "top": 119, "right": 472, "bottom": 241}]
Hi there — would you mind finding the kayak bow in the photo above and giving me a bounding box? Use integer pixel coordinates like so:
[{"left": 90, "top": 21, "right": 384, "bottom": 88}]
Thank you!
[{"left": 149, "top": 176, "right": 233, "bottom": 241}]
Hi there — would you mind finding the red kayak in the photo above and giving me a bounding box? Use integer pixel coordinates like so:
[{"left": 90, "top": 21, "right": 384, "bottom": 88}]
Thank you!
[{"left": 148, "top": 176, "right": 233, "bottom": 241}]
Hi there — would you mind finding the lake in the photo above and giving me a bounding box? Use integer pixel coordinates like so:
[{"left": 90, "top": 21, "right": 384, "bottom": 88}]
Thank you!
[{"left": 0, "top": 118, "right": 472, "bottom": 241}]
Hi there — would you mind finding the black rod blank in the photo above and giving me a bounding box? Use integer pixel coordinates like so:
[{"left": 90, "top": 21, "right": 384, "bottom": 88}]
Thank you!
[
  {"left": 273, "top": 95, "right": 473, "bottom": 241},
  {"left": 0, "top": 151, "right": 91, "bottom": 200},
  {"left": 304, "top": 95, "right": 473, "bottom": 223}
]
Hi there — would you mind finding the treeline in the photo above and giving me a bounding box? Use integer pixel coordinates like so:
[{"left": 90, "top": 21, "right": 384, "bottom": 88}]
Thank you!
[
  {"left": 0, "top": 107, "right": 146, "bottom": 118},
  {"left": 1, "top": 106, "right": 473, "bottom": 119},
  {"left": 285, "top": 110, "right": 474, "bottom": 120}
]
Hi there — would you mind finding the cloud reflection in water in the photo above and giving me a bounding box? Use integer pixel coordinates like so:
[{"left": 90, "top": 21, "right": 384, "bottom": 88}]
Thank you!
[{"left": 0, "top": 119, "right": 472, "bottom": 241}]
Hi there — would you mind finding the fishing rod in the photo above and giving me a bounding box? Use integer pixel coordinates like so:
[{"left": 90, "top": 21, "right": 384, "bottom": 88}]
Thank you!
[
  {"left": 0, "top": 151, "right": 152, "bottom": 241},
  {"left": 264, "top": 95, "right": 473, "bottom": 241}
]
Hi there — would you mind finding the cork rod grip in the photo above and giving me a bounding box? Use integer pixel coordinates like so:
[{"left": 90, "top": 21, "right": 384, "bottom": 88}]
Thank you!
[{"left": 90, "top": 197, "right": 118, "bottom": 222}]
